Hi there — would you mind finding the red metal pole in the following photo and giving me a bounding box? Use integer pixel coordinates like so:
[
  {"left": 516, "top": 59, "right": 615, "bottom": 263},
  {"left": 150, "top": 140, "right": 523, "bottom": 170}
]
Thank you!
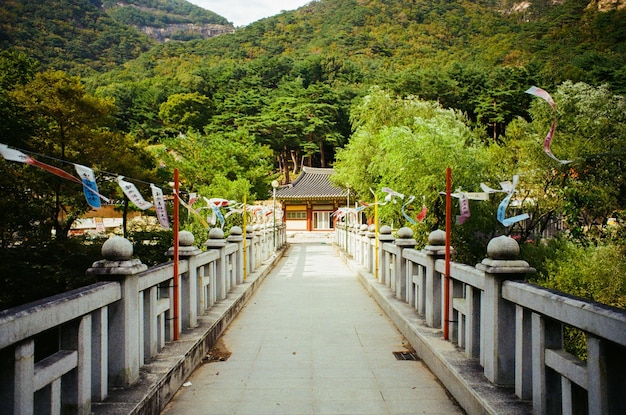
[
  {"left": 444, "top": 167, "right": 451, "bottom": 341},
  {"left": 173, "top": 169, "right": 180, "bottom": 341}
]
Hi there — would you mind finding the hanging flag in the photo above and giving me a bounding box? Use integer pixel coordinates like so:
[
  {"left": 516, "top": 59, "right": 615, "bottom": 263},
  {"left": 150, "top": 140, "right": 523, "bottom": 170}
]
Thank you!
[
  {"left": 117, "top": 176, "right": 152, "bottom": 210},
  {"left": 178, "top": 192, "right": 209, "bottom": 228},
  {"left": 416, "top": 205, "right": 428, "bottom": 222},
  {"left": 495, "top": 175, "right": 530, "bottom": 227},
  {"left": 525, "top": 86, "right": 572, "bottom": 164},
  {"left": 207, "top": 198, "right": 230, "bottom": 208},
  {"left": 1, "top": 143, "right": 82, "bottom": 184},
  {"left": 188, "top": 192, "right": 198, "bottom": 206},
  {"left": 457, "top": 192, "right": 471, "bottom": 224},
  {"left": 74, "top": 164, "right": 102, "bottom": 208},
  {"left": 151, "top": 184, "right": 169, "bottom": 229},
  {"left": 401, "top": 195, "right": 417, "bottom": 225},
  {"left": 525, "top": 86, "right": 555, "bottom": 109},
  {"left": 381, "top": 187, "right": 404, "bottom": 202},
  {"left": 208, "top": 199, "right": 225, "bottom": 228}
]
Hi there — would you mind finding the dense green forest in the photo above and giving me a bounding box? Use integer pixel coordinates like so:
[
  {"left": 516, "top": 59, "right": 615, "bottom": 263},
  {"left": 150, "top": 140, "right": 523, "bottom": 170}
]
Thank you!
[{"left": 1, "top": 0, "right": 625, "bottom": 315}]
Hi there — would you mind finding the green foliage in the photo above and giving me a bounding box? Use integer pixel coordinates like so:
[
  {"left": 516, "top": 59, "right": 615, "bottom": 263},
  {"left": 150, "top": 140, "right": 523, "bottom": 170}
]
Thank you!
[
  {"left": 524, "top": 237, "right": 626, "bottom": 358},
  {"left": 104, "top": 0, "right": 229, "bottom": 27},
  {"left": 0, "top": 0, "right": 154, "bottom": 74},
  {"left": 158, "top": 92, "right": 214, "bottom": 132},
  {"left": 0, "top": 238, "right": 100, "bottom": 310},
  {"left": 157, "top": 129, "right": 273, "bottom": 199},
  {"left": 127, "top": 228, "right": 174, "bottom": 266},
  {"left": 0, "top": 62, "right": 159, "bottom": 248},
  {"left": 334, "top": 89, "right": 496, "bottom": 263}
]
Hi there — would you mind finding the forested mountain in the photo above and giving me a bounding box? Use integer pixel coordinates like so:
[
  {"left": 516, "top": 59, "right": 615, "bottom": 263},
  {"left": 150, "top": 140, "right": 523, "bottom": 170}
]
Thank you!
[
  {"left": 87, "top": 0, "right": 625, "bottom": 170},
  {"left": 102, "top": 0, "right": 234, "bottom": 42},
  {"left": 0, "top": 0, "right": 233, "bottom": 75}
]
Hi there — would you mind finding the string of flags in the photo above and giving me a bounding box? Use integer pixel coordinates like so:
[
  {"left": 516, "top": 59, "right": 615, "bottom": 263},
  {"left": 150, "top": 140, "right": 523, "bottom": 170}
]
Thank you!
[
  {"left": 525, "top": 86, "right": 572, "bottom": 165},
  {"left": 0, "top": 143, "right": 282, "bottom": 231},
  {"left": 0, "top": 86, "right": 576, "bottom": 232}
]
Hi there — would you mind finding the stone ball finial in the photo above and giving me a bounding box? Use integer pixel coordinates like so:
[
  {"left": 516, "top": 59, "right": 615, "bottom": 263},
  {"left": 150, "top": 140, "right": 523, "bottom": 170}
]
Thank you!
[
  {"left": 360, "top": 224, "right": 369, "bottom": 232},
  {"left": 179, "top": 230, "right": 195, "bottom": 246},
  {"left": 209, "top": 228, "right": 225, "bottom": 239},
  {"left": 230, "top": 226, "right": 243, "bottom": 236},
  {"left": 397, "top": 227, "right": 413, "bottom": 239},
  {"left": 368, "top": 224, "right": 376, "bottom": 232},
  {"left": 380, "top": 225, "right": 392, "bottom": 235},
  {"left": 102, "top": 236, "right": 133, "bottom": 261},
  {"left": 487, "top": 235, "right": 520, "bottom": 260},
  {"left": 428, "top": 229, "right": 446, "bottom": 246}
]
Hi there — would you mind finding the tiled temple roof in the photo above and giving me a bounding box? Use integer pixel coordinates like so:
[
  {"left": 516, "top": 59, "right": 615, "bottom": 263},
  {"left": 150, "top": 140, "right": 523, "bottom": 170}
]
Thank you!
[{"left": 275, "top": 167, "right": 348, "bottom": 200}]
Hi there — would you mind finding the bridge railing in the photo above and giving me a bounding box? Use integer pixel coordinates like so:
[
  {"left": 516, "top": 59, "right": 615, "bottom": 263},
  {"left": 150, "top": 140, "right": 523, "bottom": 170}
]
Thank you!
[
  {"left": 0, "top": 223, "right": 286, "bottom": 415},
  {"left": 336, "top": 222, "right": 626, "bottom": 415}
]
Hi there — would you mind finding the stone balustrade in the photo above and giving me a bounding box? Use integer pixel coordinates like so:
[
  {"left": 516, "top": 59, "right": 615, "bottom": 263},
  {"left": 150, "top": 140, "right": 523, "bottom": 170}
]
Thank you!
[
  {"left": 336, "top": 224, "right": 626, "bottom": 415},
  {"left": 0, "top": 223, "right": 286, "bottom": 415}
]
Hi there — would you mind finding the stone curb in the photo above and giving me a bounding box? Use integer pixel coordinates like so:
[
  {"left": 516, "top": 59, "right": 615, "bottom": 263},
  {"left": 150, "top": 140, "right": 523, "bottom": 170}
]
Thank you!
[
  {"left": 91, "top": 249, "right": 286, "bottom": 415},
  {"left": 336, "top": 246, "right": 534, "bottom": 415}
]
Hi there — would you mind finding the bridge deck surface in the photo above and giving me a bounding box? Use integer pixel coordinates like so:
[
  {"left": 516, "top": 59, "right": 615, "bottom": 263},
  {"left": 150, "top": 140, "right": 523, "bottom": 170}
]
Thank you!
[{"left": 162, "top": 237, "right": 463, "bottom": 415}]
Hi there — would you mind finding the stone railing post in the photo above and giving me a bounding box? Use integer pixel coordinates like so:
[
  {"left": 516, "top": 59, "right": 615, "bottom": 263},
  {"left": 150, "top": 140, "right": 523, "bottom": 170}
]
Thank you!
[
  {"left": 253, "top": 225, "right": 262, "bottom": 266},
  {"left": 227, "top": 226, "right": 244, "bottom": 285},
  {"left": 166, "top": 231, "right": 202, "bottom": 330},
  {"left": 476, "top": 235, "right": 536, "bottom": 386},
  {"left": 395, "top": 227, "right": 417, "bottom": 302},
  {"left": 205, "top": 228, "right": 227, "bottom": 300},
  {"left": 377, "top": 225, "right": 395, "bottom": 283},
  {"left": 423, "top": 230, "right": 447, "bottom": 329},
  {"left": 246, "top": 225, "right": 255, "bottom": 273},
  {"left": 86, "top": 237, "right": 147, "bottom": 387},
  {"left": 366, "top": 224, "right": 376, "bottom": 274},
  {"left": 358, "top": 224, "right": 368, "bottom": 265}
]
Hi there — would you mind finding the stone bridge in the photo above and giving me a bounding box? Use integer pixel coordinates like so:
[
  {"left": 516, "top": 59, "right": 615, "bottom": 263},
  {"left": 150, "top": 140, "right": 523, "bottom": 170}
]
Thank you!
[{"left": 1, "top": 223, "right": 625, "bottom": 414}]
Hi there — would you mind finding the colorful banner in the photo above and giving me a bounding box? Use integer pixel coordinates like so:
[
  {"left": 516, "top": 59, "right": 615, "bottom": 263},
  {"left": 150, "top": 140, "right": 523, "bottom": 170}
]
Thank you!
[
  {"left": 381, "top": 187, "right": 404, "bottom": 202},
  {"left": 457, "top": 192, "right": 470, "bottom": 225},
  {"left": 494, "top": 175, "right": 530, "bottom": 227},
  {"left": 117, "top": 176, "right": 152, "bottom": 210},
  {"left": 525, "top": 86, "right": 571, "bottom": 164},
  {"left": 178, "top": 192, "right": 209, "bottom": 228},
  {"left": 401, "top": 195, "right": 417, "bottom": 225},
  {"left": 1, "top": 144, "right": 82, "bottom": 184},
  {"left": 150, "top": 184, "right": 170, "bottom": 230},
  {"left": 204, "top": 197, "right": 225, "bottom": 228},
  {"left": 74, "top": 164, "right": 103, "bottom": 208},
  {"left": 416, "top": 205, "right": 428, "bottom": 222}
]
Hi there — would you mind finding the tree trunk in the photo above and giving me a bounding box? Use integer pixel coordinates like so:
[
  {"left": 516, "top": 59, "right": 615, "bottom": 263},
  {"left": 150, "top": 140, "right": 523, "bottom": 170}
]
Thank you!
[
  {"left": 281, "top": 150, "right": 290, "bottom": 184},
  {"left": 290, "top": 149, "right": 299, "bottom": 176}
]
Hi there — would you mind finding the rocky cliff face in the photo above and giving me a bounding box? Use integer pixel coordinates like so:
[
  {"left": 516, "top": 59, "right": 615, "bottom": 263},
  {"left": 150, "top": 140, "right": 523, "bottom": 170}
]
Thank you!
[
  {"left": 588, "top": 0, "right": 626, "bottom": 11},
  {"left": 139, "top": 23, "right": 234, "bottom": 42}
]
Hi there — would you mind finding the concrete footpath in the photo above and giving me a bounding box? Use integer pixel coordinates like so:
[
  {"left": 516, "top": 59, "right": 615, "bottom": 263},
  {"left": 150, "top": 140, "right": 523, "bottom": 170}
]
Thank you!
[{"left": 161, "top": 238, "right": 463, "bottom": 415}]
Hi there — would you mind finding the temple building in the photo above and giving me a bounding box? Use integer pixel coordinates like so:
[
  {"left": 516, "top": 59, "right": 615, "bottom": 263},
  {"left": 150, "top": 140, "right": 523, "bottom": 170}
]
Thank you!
[{"left": 274, "top": 167, "right": 348, "bottom": 231}]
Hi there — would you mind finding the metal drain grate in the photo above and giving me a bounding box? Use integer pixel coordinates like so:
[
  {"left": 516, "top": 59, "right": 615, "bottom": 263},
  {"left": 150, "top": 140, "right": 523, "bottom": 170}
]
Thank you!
[{"left": 393, "top": 351, "right": 419, "bottom": 361}]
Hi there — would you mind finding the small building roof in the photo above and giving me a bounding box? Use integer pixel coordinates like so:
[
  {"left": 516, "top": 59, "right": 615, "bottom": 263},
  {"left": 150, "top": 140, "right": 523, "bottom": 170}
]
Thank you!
[{"left": 275, "top": 167, "right": 347, "bottom": 200}]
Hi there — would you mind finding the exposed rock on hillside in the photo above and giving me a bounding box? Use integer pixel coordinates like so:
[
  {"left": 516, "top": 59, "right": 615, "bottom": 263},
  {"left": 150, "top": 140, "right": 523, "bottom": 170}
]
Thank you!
[
  {"left": 587, "top": 0, "right": 626, "bottom": 10},
  {"left": 140, "top": 23, "right": 234, "bottom": 42}
]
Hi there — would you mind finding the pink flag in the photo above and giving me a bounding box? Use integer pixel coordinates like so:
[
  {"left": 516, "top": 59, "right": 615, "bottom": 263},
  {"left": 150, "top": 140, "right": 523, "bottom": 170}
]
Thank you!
[
  {"left": 525, "top": 86, "right": 555, "bottom": 109},
  {"left": 525, "top": 87, "right": 571, "bottom": 164},
  {"left": 416, "top": 205, "right": 428, "bottom": 222},
  {"left": 457, "top": 193, "right": 470, "bottom": 225}
]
